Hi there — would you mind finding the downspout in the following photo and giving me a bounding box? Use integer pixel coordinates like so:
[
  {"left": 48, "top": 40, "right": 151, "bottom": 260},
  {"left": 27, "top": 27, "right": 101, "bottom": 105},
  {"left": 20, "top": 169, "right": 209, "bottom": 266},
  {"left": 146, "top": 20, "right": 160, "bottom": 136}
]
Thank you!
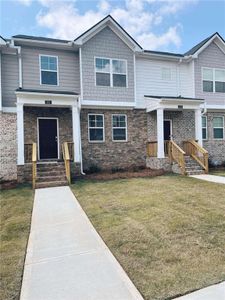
[
  {"left": 10, "top": 40, "right": 22, "bottom": 88},
  {"left": 78, "top": 97, "right": 85, "bottom": 175}
]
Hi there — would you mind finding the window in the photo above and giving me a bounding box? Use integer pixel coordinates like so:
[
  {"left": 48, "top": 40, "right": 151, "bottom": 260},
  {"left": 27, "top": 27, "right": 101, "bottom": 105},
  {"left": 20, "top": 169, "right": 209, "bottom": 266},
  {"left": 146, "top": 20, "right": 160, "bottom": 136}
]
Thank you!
[
  {"left": 202, "top": 68, "right": 213, "bottom": 92},
  {"left": 112, "top": 114, "right": 127, "bottom": 141},
  {"left": 213, "top": 117, "right": 224, "bottom": 139},
  {"left": 95, "top": 58, "right": 110, "bottom": 86},
  {"left": 202, "top": 116, "right": 207, "bottom": 140},
  {"left": 215, "top": 69, "right": 225, "bottom": 92},
  {"left": 112, "top": 60, "right": 127, "bottom": 87},
  {"left": 40, "top": 55, "right": 58, "bottom": 85},
  {"left": 202, "top": 67, "right": 225, "bottom": 93},
  {"left": 161, "top": 67, "right": 171, "bottom": 81},
  {"left": 95, "top": 57, "right": 127, "bottom": 87},
  {"left": 88, "top": 114, "right": 104, "bottom": 142}
]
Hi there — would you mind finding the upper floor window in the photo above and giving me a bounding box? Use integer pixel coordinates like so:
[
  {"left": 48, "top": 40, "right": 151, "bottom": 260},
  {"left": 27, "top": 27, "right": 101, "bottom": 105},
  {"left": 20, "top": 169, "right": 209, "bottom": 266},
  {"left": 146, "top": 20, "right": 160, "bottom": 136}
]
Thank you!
[
  {"left": 88, "top": 114, "right": 104, "bottom": 142},
  {"left": 202, "top": 67, "right": 225, "bottom": 93},
  {"left": 202, "top": 116, "right": 207, "bottom": 140},
  {"left": 161, "top": 67, "right": 171, "bottom": 81},
  {"left": 95, "top": 57, "right": 127, "bottom": 87},
  {"left": 213, "top": 117, "right": 224, "bottom": 139},
  {"left": 112, "top": 114, "right": 127, "bottom": 141},
  {"left": 40, "top": 55, "right": 58, "bottom": 85},
  {"left": 215, "top": 69, "right": 225, "bottom": 92}
]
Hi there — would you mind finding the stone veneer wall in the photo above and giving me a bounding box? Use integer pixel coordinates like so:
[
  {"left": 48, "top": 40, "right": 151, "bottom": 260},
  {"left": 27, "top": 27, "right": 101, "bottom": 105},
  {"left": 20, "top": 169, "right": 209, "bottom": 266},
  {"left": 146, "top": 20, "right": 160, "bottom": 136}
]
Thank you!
[
  {"left": 203, "top": 111, "right": 225, "bottom": 165},
  {"left": 80, "top": 109, "right": 148, "bottom": 171},
  {"left": 24, "top": 106, "right": 73, "bottom": 160},
  {"left": 147, "top": 110, "right": 195, "bottom": 145},
  {"left": 0, "top": 112, "right": 17, "bottom": 182}
]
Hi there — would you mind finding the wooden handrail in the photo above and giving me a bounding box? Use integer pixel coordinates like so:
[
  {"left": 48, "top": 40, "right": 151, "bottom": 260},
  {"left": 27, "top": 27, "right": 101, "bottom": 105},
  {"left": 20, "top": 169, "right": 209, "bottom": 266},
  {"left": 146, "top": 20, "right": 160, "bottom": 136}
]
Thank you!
[
  {"left": 32, "top": 143, "right": 37, "bottom": 189},
  {"left": 183, "top": 140, "right": 208, "bottom": 173},
  {"left": 168, "top": 140, "right": 186, "bottom": 174},
  {"left": 62, "top": 142, "right": 71, "bottom": 184}
]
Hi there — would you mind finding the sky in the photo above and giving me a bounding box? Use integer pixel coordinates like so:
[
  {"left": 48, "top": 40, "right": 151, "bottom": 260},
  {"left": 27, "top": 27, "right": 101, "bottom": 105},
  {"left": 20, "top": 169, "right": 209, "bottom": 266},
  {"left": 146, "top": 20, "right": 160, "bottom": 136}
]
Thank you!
[{"left": 0, "top": 0, "right": 225, "bottom": 53}]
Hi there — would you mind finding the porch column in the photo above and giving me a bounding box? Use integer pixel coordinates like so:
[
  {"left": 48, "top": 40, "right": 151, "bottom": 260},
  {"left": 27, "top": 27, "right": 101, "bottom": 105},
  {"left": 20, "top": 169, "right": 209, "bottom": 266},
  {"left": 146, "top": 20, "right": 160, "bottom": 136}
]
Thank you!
[
  {"left": 72, "top": 104, "right": 81, "bottom": 162},
  {"left": 157, "top": 108, "right": 165, "bottom": 158},
  {"left": 17, "top": 102, "right": 24, "bottom": 165},
  {"left": 195, "top": 108, "right": 203, "bottom": 147}
]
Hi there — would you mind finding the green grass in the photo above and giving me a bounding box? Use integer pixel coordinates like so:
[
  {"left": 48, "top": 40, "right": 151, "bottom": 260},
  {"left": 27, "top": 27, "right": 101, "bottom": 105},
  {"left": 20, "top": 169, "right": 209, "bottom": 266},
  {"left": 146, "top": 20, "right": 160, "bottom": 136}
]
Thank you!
[
  {"left": 210, "top": 169, "right": 225, "bottom": 177},
  {"left": 0, "top": 185, "right": 34, "bottom": 300},
  {"left": 71, "top": 175, "right": 225, "bottom": 300}
]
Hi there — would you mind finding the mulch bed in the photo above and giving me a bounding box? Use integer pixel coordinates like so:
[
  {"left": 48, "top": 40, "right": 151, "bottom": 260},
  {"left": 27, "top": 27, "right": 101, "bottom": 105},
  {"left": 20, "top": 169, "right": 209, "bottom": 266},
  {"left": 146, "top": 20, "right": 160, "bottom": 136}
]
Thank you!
[
  {"left": 77, "top": 168, "right": 165, "bottom": 180},
  {"left": 0, "top": 181, "right": 18, "bottom": 190}
]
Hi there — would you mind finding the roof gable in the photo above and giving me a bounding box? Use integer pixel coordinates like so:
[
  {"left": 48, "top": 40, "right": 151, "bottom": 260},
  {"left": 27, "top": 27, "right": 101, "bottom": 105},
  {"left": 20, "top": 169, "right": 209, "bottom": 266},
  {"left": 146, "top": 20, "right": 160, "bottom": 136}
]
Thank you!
[
  {"left": 74, "top": 15, "right": 142, "bottom": 52},
  {"left": 185, "top": 32, "right": 225, "bottom": 57}
]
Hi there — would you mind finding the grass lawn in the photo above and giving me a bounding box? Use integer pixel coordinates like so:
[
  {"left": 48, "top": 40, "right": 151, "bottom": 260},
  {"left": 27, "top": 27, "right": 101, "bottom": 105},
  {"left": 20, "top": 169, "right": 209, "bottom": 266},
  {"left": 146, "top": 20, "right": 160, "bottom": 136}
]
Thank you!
[
  {"left": 0, "top": 185, "right": 34, "bottom": 300},
  {"left": 71, "top": 175, "right": 225, "bottom": 300},
  {"left": 210, "top": 169, "right": 225, "bottom": 177}
]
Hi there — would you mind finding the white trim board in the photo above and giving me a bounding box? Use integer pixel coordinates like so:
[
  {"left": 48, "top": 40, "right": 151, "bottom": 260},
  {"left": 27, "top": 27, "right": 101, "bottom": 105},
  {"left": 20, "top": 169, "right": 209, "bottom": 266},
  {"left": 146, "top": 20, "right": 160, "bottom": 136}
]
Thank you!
[{"left": 81, "top": 100, "right": 135, "bottom": 109}]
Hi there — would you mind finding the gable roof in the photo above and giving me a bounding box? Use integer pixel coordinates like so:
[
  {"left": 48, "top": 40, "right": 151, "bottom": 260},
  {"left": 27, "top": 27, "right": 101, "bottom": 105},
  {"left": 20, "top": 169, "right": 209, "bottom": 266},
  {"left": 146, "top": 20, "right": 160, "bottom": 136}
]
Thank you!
[
  {"left": 184, "top": 32, "right": 225, "bottom": 56},
  {"left": 74, "top": 15, "right": 142, "bottom": 51}
]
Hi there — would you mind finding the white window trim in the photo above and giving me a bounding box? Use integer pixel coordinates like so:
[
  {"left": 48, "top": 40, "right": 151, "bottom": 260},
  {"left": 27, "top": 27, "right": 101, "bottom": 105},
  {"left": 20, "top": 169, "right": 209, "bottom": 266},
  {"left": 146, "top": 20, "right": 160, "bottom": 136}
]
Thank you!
[
  {"left": 202, "top": 116, "right": 208, "bottom": 140},
  {"left": 202, "top": 67, "right": 225, "bottom": 93},
  {"left": 213, "top": 116, "right": 224, "bottom": 140},
  {"left": 94, "top": 56, "right": 128, "bottom": 88},
  {"left": 112, "top": 114, "right": 128, "bottom": 142},
  {"left": 37, "top": 117, "right": 60, "bottom": 160},
  {"left": 39, "top": 54, "right": 59, "bottom": 86},
  {"left": 88, "top": 113, "right": 105, "bottom": 143}
]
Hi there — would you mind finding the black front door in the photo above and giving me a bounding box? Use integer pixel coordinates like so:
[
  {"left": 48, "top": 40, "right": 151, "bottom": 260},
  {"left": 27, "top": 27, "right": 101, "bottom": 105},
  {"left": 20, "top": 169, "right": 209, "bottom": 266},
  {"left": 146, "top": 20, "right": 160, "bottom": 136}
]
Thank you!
[
  {"left": 164, "top": 120, "right": 171, "bottom": 141},
  {"left": 38, "top": 119, "right": 58, "bottom": 159}
]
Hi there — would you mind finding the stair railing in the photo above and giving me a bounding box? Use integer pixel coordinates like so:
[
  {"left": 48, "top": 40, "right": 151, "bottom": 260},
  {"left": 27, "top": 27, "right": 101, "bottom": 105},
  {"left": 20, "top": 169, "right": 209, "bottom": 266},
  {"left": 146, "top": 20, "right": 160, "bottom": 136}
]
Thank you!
[
  {"left": 168, "top": 140, "right": 186, "bottom": 175},
  {"left": 62, "top": 142, "right": 71, "bottom": 184},
  {"left": 32, "top": 143, "right": 37, "bottom": 189},
  {"left": 183, "top": 140, "right": 209, "bottom": 173}
]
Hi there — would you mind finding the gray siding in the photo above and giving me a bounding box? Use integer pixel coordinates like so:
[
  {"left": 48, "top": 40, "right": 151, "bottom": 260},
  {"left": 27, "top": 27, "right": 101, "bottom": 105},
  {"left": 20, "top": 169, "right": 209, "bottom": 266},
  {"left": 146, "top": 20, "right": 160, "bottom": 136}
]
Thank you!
[
  {"left": 2, "top": 54, "right": 19, "bottom": 107},
  {"left": 195, "top": 42, "right": 225, "bottom": 107},
  {"left": 22, "top": 46, "right": 80, "bottom": 93},
  {"left": 82, "top": 26, "right": 135, "bottom": 103}
]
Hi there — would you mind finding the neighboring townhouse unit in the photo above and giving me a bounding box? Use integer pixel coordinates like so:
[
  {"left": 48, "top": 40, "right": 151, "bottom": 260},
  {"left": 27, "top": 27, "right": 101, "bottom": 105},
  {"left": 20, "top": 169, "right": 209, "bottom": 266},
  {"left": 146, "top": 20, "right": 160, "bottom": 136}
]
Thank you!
[{"left": 0, "top": 15, "right": 224, "bottom": 187}]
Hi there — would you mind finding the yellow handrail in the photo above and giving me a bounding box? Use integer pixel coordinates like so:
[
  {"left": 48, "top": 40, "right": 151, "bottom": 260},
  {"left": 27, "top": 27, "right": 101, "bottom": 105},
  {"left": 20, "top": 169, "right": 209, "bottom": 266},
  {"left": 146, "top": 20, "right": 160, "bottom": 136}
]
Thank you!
[
  {"left": 62, "top": 142, "right": 71, "bottom": 184},
  {"left": 168, "top": 140, "right": 186, "bottom": 174},
  {"left": 32, "top": 143, "right": 37, "bottom": 189},
  {"left": 146, "top": 141, "right": 170, "bottom": 157},
  {"left": 183, "top": 140, "right": 208, "bottom": 173}
]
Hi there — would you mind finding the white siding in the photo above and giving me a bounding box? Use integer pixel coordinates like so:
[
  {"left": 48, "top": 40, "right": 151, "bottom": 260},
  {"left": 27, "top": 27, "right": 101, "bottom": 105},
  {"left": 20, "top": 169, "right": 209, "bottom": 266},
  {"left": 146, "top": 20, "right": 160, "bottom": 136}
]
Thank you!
[{"left": 136, "top": 57, "right": 194, "bottom": 108}]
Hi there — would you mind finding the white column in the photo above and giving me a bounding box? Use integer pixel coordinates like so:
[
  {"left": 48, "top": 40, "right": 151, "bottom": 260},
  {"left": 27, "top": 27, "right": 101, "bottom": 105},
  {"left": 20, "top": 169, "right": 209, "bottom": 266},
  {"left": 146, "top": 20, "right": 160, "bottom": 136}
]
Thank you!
[
  {"left": 72, "top": 104, "right": 81, "bottom": 162},
  {"left": 157, "top": 108, "right": 165, "bottom": 158},
  {"left": 195, "top": 108, "right": 203, "bottom": 147},
  {"left": 17, "top": 102, "right": 24, "bottom": 165}
]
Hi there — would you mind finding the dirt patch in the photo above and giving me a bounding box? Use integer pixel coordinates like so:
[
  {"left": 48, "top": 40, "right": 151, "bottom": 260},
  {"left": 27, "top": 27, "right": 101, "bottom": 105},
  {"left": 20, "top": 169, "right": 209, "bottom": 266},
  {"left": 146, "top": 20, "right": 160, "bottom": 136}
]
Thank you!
[{"left": 78, "top": 168, "right": 165, "bottom": 180}]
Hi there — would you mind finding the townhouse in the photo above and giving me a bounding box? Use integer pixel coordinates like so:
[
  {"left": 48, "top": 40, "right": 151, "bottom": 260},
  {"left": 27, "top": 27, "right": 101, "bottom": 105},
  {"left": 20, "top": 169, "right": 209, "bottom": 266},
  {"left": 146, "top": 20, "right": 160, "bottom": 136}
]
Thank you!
[{"left": 0, "top": 15, "right": 224, "bottom": 186}]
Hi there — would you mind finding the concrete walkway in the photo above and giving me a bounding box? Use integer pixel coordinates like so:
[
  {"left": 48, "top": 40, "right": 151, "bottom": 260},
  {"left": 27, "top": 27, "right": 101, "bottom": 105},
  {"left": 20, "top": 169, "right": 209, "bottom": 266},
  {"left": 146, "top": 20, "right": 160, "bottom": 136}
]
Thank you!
[
  {"left": 20, "top": 186, "right": 143, "bottom": 300},
  {"left": 190, "top": 174, "right": 225, "bottom": 184},
  {"left": 175, "top": 282, "right": 225, "bottom": 300}
]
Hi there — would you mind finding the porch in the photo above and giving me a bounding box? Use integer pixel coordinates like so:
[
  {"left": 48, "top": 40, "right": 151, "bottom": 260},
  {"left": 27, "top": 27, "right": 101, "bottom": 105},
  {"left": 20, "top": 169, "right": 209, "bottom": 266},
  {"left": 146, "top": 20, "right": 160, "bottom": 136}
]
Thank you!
[
  {"left": 15, "top": 89, "right": 81, "bottom": 187},
  {"left": 145, "top": 95, "right": 208, "bottom": 174}
]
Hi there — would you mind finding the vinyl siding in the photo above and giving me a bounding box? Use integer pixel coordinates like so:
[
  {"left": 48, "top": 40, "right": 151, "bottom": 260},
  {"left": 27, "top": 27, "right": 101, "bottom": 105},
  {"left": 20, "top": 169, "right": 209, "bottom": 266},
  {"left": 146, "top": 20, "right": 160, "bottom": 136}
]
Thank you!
[
  {"left": 136, "top": 57, "right": 194, "bottom": 108},
  {"left": 195, "top": 42, "right": 225, "bottom": 107},
  {"left": 81, "top": 26, "right": 135, "bottom": 103},
  {"left": 22, "top": 46, "right": 80, "bottom": 93},
  {"left": 1, "top": 54, "right": 19, "bottom": 107}
]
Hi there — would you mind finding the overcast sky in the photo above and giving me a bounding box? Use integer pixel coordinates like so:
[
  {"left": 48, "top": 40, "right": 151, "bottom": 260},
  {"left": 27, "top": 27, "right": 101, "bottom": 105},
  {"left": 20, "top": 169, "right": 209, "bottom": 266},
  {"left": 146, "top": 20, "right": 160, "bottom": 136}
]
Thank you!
[{"left": 1, "top": 0, "right": 225, "bottom": 52}]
